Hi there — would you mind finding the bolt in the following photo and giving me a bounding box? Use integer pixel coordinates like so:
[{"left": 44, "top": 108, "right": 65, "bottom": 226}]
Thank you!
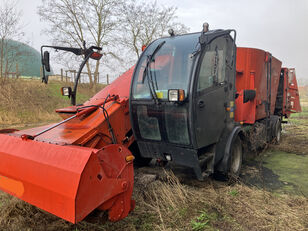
[{"left": 122, "top": 181, "right": 128, "bottom": 190}]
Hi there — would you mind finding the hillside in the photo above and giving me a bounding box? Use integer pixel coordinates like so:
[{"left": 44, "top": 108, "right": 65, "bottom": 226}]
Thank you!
[{"left": 0, "top": 79, "right": 104, "bottom": 128}]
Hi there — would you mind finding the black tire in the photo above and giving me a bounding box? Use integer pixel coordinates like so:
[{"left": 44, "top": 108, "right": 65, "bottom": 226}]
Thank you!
[
  {"left": 274, "top": 121, "right": 282, "bottom": 144},
  {"left": 213, "top": 136, "right": 243, "bottom": 181},
  {"left": 229, "top": 136, "right": 243, "bottom": 177},
  {"left": 128, "top": 142, "right": 152, "bottom": 167}
]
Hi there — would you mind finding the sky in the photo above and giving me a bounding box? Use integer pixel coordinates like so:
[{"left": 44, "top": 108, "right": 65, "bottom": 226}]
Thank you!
[{"left": 4, "top": 0, "right": 308, "bottom": 80}]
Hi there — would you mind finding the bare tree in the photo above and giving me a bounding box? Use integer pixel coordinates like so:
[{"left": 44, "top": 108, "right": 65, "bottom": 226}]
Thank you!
[
  {"left": 38, "top": 0, "right": 122, "bottom": 88},
  {"left": 119, "top": 0, "right": 189, "bottom": 60},
  {"left": 0, "top": 0, "right": 24, "bottom": 79}
]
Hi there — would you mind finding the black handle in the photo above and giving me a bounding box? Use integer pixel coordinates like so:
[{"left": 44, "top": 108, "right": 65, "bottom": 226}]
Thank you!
[
  {"left": 89, "top": 46, "right": 102, "bottom": 51},
  {"left": 198, "top": 100, "right": 205, "bottom": 108}
]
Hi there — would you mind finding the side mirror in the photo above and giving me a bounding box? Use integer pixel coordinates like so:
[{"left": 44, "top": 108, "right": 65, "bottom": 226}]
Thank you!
[
  {"left": 243, "top": 89, "right": 256, "bottom": 103},
  {"left": 43, "top": 51, "right": 51, "bottom": 72},
  {"left": 61, "top": 87, "right": 72, "bottom": 98}
]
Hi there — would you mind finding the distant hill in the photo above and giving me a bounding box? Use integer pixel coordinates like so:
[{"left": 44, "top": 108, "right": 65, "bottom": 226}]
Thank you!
[{"left": 0, "top": 39, "right": 53, "bottom": 77}]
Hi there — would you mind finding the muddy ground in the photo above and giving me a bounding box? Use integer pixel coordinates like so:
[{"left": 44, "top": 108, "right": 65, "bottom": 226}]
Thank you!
[{"left": 241, "top": 112, "right": 308, "bottom": 196}]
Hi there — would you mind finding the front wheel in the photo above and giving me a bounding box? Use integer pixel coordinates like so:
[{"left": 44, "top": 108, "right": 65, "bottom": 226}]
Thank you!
[{"left": 229, "top": 136, "right": 243, "bottom": 177}]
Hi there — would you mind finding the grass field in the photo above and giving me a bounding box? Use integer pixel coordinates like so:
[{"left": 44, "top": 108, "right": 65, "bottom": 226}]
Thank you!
[
  {"left": 0, "top": 81, "right": 307, "bottom": 230},
  {"left": 0, "top": 79, "right": 104, "bottom": 128}
]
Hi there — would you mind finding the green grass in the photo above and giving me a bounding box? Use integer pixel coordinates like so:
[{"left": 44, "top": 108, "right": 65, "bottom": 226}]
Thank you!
[
  {"left": 47, "top": 81, "right": 98, "bottom": 106},
  {"left": 191, "top": 210, "right": 218, "bottom": 231},
  {"left": 263, "top": 150, "right": 308, "bottom": 196},
  {"left": 229, "top": 189, "right": 239, "bottom": 197},
  {"left": 289, "top": 106, "right": 308, "bottom": 118},
  {"left": 0, "top": 79, "right": 104, "bottom": 127}
]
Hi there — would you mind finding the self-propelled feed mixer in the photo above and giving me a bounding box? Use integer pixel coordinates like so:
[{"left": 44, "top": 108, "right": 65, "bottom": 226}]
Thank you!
[{"left": 0, "top": 24, "right": 301, "bottom": 223}]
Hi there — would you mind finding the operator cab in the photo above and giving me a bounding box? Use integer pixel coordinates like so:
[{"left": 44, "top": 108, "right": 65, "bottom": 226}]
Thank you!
[{"left": 129, "top": 25, "right": 237, "bottom": 179}]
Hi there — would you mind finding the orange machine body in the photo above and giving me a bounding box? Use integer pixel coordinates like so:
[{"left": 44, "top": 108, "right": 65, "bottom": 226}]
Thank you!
[
  {"left": 234, "top": 47, "right": 301, "bottom": 124},
  {"left": 0, "top": 67, "right": 136, "bottom": 223},
  {"left": 280, "top": 67, "right": 302, "bottom": 117}
]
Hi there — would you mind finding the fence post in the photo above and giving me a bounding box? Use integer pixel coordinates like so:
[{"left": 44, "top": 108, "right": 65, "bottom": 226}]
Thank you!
[
  {"left": 61, "top": 69, "right": 63, "bottom": 81},
  {"left": 107, "top": 74, "right": 109, "bottom": 85}
]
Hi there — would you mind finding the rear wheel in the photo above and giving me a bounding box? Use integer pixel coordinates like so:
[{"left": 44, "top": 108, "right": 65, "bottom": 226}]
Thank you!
[
  {"left": 274, "top": 121, "right": 282, "bottom": 144},
  {"left": 229, "top": 136, "right": 242, "bottom": 177}
]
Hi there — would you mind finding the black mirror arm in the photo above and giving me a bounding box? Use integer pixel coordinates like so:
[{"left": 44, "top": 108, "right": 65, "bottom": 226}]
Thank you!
[
  {"left": 42, "top": 45, "right": 83, "bottom": 56},
  {"left": 40, "top": 43, "right": 102, "bottom": 105},
  {"left": 71, "top": 50, "right": 94, "bottom": 105}
]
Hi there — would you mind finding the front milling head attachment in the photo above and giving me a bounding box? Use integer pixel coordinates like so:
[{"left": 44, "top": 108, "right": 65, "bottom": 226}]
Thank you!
[
  {"left": 96, "top": 145, "right": 135, "bottom": 222},
  {"left": 0, "top": 134, "right": 135, "bottom": 223}
]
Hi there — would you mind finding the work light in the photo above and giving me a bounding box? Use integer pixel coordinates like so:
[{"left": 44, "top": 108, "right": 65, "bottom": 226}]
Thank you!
[{"left": 61, "top": 87, "right": 72, "bottom": 97}]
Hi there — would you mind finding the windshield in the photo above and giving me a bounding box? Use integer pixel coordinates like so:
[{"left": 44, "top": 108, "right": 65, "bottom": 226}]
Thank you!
[{"left": 132, "top": 33, "right": 200, "bottom": 100}]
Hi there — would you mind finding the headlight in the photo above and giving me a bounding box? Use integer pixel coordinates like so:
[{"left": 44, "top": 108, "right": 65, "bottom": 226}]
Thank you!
[{"left": 168, "top": 89, "right": 185, "bottom": 102}]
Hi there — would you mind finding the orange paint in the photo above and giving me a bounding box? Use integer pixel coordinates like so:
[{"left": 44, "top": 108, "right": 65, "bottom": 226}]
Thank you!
[{"left": 0, "top": 175, "right": 24, "bottom": 197}]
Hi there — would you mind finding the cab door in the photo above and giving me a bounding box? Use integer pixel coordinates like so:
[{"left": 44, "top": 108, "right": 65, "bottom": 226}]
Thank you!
[{"left": 193, "top": 35, "right": 235, "bottom": 148}]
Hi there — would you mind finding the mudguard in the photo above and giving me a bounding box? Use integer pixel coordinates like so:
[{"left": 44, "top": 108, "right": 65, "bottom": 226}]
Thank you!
[{"left": 216, "top": 126, "right": 242, "bottom": 173}]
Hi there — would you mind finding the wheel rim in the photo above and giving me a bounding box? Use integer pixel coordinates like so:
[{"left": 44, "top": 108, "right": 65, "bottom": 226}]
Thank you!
[
  {"left": 276, "top": 126, "right": 281, "bottom": 143},
  {"left": 230, "top": 141, "right": 241, "bottom": 174}
]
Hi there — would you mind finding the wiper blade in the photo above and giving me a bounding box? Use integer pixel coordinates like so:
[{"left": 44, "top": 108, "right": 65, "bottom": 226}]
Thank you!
[
  {"left": 141, "top": 56, "right": 158, "bottom": 103},
  {"left": 142, "top": 41, "right": 165, "bottom": 83},
  {"left": 151, "top": 41, "right": 166, "bottom": 62},
  {"left": 145, "top": 57, "right": 159, "bottom": 104},
  {"left": 142, "top": 41, "right": 166, "bottom": 103}
]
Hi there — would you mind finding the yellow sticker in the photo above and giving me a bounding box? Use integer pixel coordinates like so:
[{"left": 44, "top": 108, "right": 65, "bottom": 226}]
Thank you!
[
  {"left": 0, "top": 175, "right": 24, "bottom": 197},
  {"left": 230, "top": 112, "right": 234, "bottom": 118},
  {"left": 156, "top": 91, "right": 163, "bottom": 99}
]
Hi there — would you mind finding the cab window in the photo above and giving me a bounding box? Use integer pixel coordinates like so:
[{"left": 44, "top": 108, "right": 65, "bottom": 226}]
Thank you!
[{"left": 197, "top": 36, "right": 228, "bottom": 91}]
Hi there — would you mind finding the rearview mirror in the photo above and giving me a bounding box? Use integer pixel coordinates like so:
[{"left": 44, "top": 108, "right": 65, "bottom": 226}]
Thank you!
[
  {"left": 243, "top": 89, "right": 256, "bottom": 103},
  {"left": 43, "top": 51, "right": 51, "bottom": 72}
]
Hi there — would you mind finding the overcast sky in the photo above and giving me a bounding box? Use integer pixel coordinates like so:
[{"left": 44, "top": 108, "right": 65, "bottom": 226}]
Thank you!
[{"left": 7, "top": 0, "right": 308, "bottom": 80}]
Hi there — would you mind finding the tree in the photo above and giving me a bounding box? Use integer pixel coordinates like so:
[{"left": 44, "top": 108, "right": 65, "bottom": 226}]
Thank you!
[
  {"left": 119, "top": 0, "right": 189, "bottom": 60},
  {"left": 38, "top": 0, "right": 122, "bottom": 88},
  {"left": 0, "top": 0, "right": 24, "bottom": 79}
]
